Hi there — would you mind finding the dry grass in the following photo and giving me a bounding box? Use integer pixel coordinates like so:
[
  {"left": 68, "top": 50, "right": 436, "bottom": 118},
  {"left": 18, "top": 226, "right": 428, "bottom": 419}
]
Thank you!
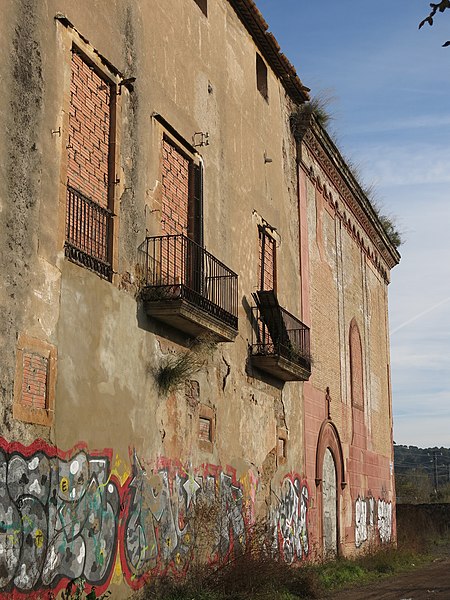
[{"left": 153, "top": 335, "right": 217, "bottom": 395}]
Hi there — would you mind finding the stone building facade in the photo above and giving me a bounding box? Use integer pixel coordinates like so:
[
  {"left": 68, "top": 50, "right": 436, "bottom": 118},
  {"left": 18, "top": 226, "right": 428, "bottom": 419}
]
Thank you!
[{"left": 0, "top": 0, "right": 399, "bottom": 597}]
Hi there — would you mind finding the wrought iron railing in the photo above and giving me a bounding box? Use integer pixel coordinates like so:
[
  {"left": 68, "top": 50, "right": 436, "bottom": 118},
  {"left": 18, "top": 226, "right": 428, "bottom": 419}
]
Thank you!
[
  {"left": 139, "top": 234, "right": 238, "bottom": 330},
  {"left": 65, "top": 185, "right": 113, "bottom": 280},
  {"left": 251, "top": 301, "right": 311, "bottom": 370}
]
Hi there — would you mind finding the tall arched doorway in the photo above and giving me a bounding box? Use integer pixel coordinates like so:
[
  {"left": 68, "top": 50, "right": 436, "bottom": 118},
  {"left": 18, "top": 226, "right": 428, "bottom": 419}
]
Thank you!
[
  {"left": 315, "top": 419, "right": 346, "bottom": 558},
  {"left": 322, "top": 448, "right": 337, "bottom": 557}
]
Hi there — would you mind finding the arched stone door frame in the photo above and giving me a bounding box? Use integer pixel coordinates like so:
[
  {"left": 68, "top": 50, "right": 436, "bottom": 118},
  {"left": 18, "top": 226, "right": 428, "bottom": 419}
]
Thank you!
[{"left": 315, "top": 419, "right": 346, "bottom": 557}]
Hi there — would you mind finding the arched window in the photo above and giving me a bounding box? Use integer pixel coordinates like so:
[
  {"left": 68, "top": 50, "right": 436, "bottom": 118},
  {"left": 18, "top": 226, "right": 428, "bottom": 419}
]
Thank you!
[{"left": 349, "top": 319, "right": 364, "bottom": 409}]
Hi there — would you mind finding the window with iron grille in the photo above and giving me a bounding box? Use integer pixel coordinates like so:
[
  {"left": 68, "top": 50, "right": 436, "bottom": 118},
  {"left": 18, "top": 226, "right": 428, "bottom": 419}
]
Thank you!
[{"left": 65, "top": 48, "right": 115, "bottom": 280}]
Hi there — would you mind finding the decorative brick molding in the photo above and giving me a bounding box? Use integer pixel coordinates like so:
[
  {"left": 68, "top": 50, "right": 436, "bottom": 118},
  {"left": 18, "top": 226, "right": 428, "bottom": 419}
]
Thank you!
[
  {"left": 349, "top": 319, "right": 364, "bottom": 410},
  {"left": 198, "top": 404, "right": 215, "bottom": 453},
  {"left": 14, "top": 334, "right": 57, "bottom": 427},
  {"left": 302, "top": 123, "right": 400, "bottom": 280}
]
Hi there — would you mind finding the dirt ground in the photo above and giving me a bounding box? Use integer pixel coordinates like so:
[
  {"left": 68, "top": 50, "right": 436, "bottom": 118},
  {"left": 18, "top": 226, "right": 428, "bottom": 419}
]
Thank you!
[{"left": 321, "top": 553, "right": 450, "bottom": 600}]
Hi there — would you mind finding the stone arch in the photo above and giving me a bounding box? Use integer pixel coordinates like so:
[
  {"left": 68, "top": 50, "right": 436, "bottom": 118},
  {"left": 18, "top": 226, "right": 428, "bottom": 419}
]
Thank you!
[
  {"left": 315, "top": 420, "right": 346, "bottom": 557},
  {"left": 315, "top": 420, "right": 346, "bottom": 489}
]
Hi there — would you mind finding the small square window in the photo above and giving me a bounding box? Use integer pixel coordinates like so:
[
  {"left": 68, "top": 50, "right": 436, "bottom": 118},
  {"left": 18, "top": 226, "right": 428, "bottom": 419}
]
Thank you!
[
  {"left": 198, "top": 405, "right": 215, "bottom": 452},
  {"left": 256, "top": 53, "right": 268, "bottom": 100},
  {"left": 193, "top": 0, "right": 207, "bottom": 17},
  {"left": 199, "top": 417, "right": 212, "bottom": 442}
]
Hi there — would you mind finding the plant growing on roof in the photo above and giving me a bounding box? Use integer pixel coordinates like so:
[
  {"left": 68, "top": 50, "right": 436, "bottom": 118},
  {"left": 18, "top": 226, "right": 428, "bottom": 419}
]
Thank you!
[{"left": 290, "top": 95, "right": 333, "bottom": 142}]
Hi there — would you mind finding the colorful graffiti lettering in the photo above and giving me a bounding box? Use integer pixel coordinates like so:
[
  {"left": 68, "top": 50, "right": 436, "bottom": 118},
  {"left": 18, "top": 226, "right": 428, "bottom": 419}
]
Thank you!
[
  {"left": 0, "top": 444, "right": 119, "bottom": 595},
  {"left": 121, "top": 454, "right": 247, "bottom": 584},
  {"left": 0, "top": 440, "right": 255, "bottom": 596},
  {"left": 271, "top": 475, "right": 309, "bottom": 563},
  {"left": 355, "top": 496, "right": 392, "bottom": 547},
  {"left": 0, "top": 439, "right": 313, "bottom": 597}
]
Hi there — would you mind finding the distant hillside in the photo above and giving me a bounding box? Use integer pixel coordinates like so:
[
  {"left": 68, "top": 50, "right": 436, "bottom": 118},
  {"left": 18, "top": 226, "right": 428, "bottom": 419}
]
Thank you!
[{"left": 394, "top": 445, "right": 450, "bottom": 503}]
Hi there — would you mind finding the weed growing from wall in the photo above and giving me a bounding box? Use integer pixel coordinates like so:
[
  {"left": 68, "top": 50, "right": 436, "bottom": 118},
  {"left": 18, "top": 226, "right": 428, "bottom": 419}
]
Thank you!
[{"left": 154, "top": 335, "right": 217, "bottom": 395}]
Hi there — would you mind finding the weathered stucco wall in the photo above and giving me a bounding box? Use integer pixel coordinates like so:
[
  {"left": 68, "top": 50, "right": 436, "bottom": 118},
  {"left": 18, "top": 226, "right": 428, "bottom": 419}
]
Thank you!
[{"left": 0, "top": 0, "right": 398, "bottom": 597}]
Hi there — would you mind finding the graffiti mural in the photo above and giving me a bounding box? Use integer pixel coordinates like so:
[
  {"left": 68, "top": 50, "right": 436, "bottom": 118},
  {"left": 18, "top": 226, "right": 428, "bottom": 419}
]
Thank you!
[
  {"left": 354, "top": 496, "right": 392, "bottom": 547},
  {"left": 0, "top": 443, "right": 119, "bottom": 595},
  {"left": 271, "top": 475, "right": 309, "bottom": 563},
  {"left": 0, "top": 438, "right": 314, "bottom": 596},
  {"left": 122, "top": 454, "right": 248, "bottom": 584}
]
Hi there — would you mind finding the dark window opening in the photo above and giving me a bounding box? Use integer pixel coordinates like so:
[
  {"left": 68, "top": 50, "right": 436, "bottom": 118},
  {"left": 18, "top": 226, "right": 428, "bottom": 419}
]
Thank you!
[
  {"left": 259, "top": 226, "right": 276, "bottom": 291},
  {"left": 256, "top": 53, "right": 268, "bottom": 100},
  {"left": 193, "top": 0, "right": 207, "bottom": 17}
]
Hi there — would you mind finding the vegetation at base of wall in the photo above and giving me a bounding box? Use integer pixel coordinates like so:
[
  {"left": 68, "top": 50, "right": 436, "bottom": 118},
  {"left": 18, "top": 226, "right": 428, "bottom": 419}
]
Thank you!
[
  {"left": 130, "top": 503, "right": 450, "bottom": 600},
  {"left": 153, "top": 335, "right": 217, "bottom": 395},
  {"left": 133, "top": 543, "right": 435, "bottom": 600},
  {"left": 53, "top": 577, "right": 111, "bottom": 600}
]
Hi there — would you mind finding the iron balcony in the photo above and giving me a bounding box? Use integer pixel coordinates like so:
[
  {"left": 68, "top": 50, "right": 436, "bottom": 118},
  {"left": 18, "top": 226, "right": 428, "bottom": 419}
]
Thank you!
[{"left": 139, "top": 234, "right": 238, "bottom": 342}]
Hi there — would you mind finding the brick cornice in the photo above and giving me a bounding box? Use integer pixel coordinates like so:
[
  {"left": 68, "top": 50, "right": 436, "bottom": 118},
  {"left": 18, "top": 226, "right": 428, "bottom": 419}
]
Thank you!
[{"left": 302, "top": 121, "right": 400, "bottom": 272}]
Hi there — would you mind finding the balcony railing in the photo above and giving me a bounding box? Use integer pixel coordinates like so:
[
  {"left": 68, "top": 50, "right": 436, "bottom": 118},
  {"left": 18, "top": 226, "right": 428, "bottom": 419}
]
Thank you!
[
  {"left": 251, "top": 290, "right": 311, "bottom": 380},
  {"left": 139, "top": 234, "right": 238, "bottom": 335},
  {"left": 65, "top": 185, "right": 113, "bottom": 280}
]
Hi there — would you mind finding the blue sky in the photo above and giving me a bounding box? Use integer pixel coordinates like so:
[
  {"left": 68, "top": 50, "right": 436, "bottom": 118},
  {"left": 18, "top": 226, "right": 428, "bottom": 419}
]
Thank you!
[{"left": 254, "top": 1, "right": 450, "bottom": 448}]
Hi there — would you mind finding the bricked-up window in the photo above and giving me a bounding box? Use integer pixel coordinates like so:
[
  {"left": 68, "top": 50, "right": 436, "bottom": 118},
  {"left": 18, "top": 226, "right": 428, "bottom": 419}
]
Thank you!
[
  {"left": 193, "top": 0, "right": 207, "bottom": 17},
  {"left": 259, "top": 226, "right": 276, "bottom": 291},
  {"left": 161, "top": 139, "right": 190, "bottom": 236},
  {"left": 14, "top": 334, "right": 57, "bottom": 427},
  {"left": 349, "top": 319, "right": 364, "bottom": 410},
  {"left": 256, "top": 53, "right": 268, "bottom": 100},
  {"left": 161, "top": 137, "right": 203, "bottom": 241},
  {"left": 65, "top": 48, "right": 116, "bottom": 280},
  {"left": 22, "top": 353, "right": 48, "bottom": 410}
]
